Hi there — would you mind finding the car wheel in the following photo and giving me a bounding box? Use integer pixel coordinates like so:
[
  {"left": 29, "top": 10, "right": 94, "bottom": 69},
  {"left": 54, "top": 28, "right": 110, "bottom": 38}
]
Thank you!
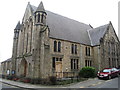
[{"left": 108, "top": 75, "right": 111, "bottom": 80}]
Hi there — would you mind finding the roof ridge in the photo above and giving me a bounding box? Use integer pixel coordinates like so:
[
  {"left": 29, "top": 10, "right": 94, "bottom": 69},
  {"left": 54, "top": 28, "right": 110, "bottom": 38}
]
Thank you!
[
  {"left": 87, "top": 30, "right": 93, "bottom": 46},
  {"left": 46, "top": 10, "right": 90, "bottom": 27}
]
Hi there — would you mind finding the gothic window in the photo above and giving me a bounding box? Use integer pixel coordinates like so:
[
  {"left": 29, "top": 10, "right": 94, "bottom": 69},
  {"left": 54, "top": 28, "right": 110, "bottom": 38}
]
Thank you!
[
  {"left": 85, "top": 47, "right": 87, "bottom": 56},
  {"left": 75, "top": 45, "right": 77, "bottom": 54},
  {"left": 86, "top": 47, "right": 90, "bottom": 56},
  {"left": 41, "top": 14, "right": 44, "bottom": 23},
  {"left": 71, "top": 44, "right": 74, "bottom": 54},
  {"left": 71, "top": 59, "right": 78, "bottom": 70},
  {"left": 30, "top": 22, "right": 33, "bottom": 52},
  {"left": 88, "top": 47, "right": 90, "bottom": 56},
  {"left": 26, "top": 33, "right": 28, "bottom": 53},
  {"left": 71, "top": 44, "right": 77, "bottom": 54},
  {"left": 58, "top": 41, "right": 61, "bottom": 52},
  {"left": 38, "top": 13, "right": 40, "bottom": 23},
  {"left": 54, "top": 41, "right": 57, "bottom": 52},
  {"left": 35, "top": 15, "right": 36, "bottom": 22}
]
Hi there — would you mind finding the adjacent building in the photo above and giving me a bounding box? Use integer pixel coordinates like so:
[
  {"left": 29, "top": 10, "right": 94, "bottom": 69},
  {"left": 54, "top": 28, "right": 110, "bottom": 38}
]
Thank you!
[{"left": 1, "top": 1, "right": 120, "bottom": 79}]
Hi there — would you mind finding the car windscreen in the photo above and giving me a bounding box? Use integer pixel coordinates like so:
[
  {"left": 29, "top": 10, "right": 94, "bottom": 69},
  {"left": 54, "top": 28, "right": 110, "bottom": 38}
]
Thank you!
[{"left": 102, "top": 69, "right": 111, "bottom": 73}]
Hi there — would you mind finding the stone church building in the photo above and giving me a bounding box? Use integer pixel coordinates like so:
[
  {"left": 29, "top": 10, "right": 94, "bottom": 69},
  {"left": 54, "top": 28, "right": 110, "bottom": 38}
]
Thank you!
[{"left": 1, "top": 1, "right": 120, "bottom": 79}]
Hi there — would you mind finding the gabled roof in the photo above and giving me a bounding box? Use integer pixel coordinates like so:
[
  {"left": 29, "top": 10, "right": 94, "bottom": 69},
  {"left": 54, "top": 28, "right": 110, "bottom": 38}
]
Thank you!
[
  {"left": 15, "top": 21, "right": 21, "bottom": 30},
  {"left": 22, "top": 2, "right": 33, "bottom": 22},
  {"left": 22, "top": 2, "right": 118, "bottom": 46},
  {"left": 88, "top": 24, "right": 109, "bottom": 46},
  {"left": 30, "top": 4, "right": 92, "bottom": 45}
]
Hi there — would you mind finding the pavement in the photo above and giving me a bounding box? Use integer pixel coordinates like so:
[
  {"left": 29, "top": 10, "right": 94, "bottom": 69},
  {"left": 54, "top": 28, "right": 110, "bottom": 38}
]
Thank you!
[{"left": 0, "top": 78, "right": 97, "bottom": 89}]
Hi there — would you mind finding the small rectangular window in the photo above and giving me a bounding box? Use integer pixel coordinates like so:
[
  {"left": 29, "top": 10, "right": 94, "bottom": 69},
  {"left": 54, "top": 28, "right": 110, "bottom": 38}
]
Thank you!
[
  {"left": 71, "top": 59, "right": 73, "bottom": 70},
  {"left": 52, "top": 57, "right": 55, "bottom": 68},
  {"left": 85, "top": 60, "right": 87, "bottom": 66},
  {"left": 71, "top": 59, "right": 79, "bottom": 70}
]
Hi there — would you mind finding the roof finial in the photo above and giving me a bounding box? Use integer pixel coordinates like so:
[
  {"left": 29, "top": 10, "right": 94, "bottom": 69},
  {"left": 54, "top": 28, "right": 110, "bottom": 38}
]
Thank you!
[
  {"left": 28, "top": 2, "right": 30, "bottom": 4},
  {"left": 15, "top": 21, "right": 21, "bottom": 30},
  {"left": 36, "top": 1, "right": 45, "bottom": 12}
]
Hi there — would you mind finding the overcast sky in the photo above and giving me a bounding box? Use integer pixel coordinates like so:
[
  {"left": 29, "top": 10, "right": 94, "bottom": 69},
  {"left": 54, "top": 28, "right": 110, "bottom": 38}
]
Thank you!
[{"left": 0, "top": 0, "right": 119, "bottom": 62}]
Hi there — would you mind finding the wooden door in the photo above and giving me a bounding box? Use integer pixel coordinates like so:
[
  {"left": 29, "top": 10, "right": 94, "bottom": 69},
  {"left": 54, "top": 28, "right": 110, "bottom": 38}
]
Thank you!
[
  {"left": 24, "top": 60, "right": 27, "bottom": 77},
  {"left": 55, "top": 61, "right": 63, "bottom": 78}
]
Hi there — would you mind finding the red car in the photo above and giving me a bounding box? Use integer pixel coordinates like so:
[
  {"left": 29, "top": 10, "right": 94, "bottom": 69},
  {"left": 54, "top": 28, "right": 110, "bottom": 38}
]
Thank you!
[{"left": 97, "top": 68, "right": 120, "bottom": 79}]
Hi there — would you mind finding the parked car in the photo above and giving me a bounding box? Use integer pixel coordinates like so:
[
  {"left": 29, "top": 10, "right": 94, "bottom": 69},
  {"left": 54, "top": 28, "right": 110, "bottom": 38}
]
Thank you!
[{"left": 97, "top": 68, "right": 120, "bottom": 80}]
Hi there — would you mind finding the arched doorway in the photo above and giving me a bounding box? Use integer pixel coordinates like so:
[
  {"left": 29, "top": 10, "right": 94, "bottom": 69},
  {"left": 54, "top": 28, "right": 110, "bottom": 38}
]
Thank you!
[{"left": 20, "top": 59, "right": 27, "bottom": 77}]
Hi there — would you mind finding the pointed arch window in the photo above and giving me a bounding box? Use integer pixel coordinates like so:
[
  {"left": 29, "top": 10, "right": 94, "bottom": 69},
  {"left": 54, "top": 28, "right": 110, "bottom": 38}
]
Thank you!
[
  {"left": 38, "top": 13, "right": 40, "bottom": 23},
  {"left": 71, "top": 44, "right": 74, "bottom": 54},
  {"left": 58, "top": 41, "right": 61, "bottom": 52},
  {"left": 41, "top": 14, "right": 44, "bottom": 23},
  {"left": 54, "top": 41, "right": 57, "bottom": 52},
  {"left": 86, "top": 47, "right": 90, "bottom": 56},
  {"left": 35, "top": 15, "right": 36, "bottom": 22},
  {"left": 75, "top": 45, "right": 77, "bottom": 54}
]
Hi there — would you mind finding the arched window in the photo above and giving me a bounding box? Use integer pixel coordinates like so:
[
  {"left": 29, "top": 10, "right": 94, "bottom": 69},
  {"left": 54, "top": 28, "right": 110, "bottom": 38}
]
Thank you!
[
  {"left": 85, "top": 47, "right": 87, "bottom": 56},
  {"left": 71, "top": 44, "right": 74, "bottom": 54},
  {"left": 75, "top": 45, "right": 77, "bottom": 54},
  {"left": 35, "top": 15, "right": 36, "bottom": 22},
  {"left": 41, "top": 14, "right": 44, "bottom": 23},
  {"left": 38, "top": 13, "right": 40, "bottom": 23},
  {"left": 54, "top": 41, "right": 57, "bottom": 52},
  {"left": 58, "top": 41, "right": 61, "bottom": 52}
]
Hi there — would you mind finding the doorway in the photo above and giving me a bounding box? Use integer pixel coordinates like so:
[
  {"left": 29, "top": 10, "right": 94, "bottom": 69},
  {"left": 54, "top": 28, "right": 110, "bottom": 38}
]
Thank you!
[{"left": 20, "top": 59, "right": 27, "bottom": 77}]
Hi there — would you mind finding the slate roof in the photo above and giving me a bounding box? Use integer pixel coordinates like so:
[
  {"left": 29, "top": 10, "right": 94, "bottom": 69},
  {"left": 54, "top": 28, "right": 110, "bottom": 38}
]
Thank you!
[
  {"left": 31, "top": 4, "right": 92, "bottom": 45},
  {"left": 88, "top": 24, "right": 109, "bottom": 46},
  {"left": 46, "top": 11, "right": 92, "bottom": 45},
  {"left": 22, "top": 3, "right": 111, "bottom": 46}
]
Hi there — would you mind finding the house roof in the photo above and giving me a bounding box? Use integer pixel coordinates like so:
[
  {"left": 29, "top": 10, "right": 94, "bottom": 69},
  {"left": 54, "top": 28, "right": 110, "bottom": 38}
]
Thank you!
[
  {"left": 21, "top": 2, "right": 116, "bottom": 46},
  {"left": 88, "top": 24, "right": 109, "bottom": 46},
  {"left": 31, "top": 4, "right": 92, "bottom": 45}
]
